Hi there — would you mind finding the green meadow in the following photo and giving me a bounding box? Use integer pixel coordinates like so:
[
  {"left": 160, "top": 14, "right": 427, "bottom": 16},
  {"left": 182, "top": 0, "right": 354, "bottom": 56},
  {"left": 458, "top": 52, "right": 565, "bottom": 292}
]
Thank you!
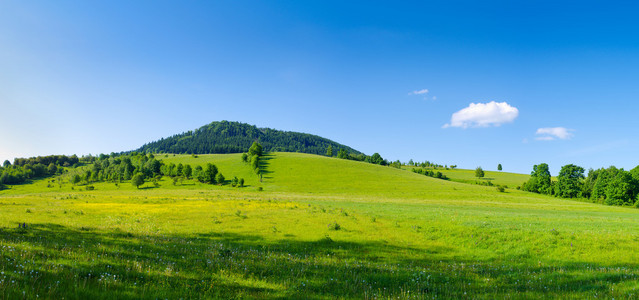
[{"left": 2, "top": 152, "right": 639, "bottom": 299}]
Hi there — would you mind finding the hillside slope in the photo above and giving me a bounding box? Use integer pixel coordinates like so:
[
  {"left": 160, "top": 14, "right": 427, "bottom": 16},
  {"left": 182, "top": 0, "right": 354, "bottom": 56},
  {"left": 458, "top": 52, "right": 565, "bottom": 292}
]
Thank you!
[
  {"left": 4, "top": 152, "right": 639, "bottom": 298},
  {"left": 136, "top": 121, "right": 362, "bottom": 156},
  {"left": 162, "top": 153, "right": 595, "bottom": 208}
]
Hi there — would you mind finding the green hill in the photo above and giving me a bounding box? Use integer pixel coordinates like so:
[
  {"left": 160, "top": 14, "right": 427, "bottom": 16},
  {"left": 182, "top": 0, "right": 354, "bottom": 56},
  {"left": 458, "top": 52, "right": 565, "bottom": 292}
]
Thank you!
[
  {"left": 135, "top": 120, "right": 362, "bottom": 156},
  {"left": 3, "top": 152, "right": 639, "bottom": 298},
  {"left": 423, "top": 167, "right": 530, "bottom": 188}
]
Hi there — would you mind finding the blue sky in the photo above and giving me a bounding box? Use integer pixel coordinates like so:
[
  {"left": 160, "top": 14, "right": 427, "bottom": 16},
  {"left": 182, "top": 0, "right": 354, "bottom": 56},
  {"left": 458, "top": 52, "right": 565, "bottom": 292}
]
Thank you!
[{"left": 2, "top": 1, "right": 639, "bottom": 174}]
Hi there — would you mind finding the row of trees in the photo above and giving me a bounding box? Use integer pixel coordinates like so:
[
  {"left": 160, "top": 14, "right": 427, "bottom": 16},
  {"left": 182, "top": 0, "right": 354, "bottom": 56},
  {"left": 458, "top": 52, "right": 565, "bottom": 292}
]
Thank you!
[
  {"left": 408, "top": 160, "right": 447, "bottom": 169},
  {"left": 62, "top": 152, "right": 244, "bottom": 189},
  {"left": 330, "top": 146, "right": 450, "bottom": 171},
  {"left": 0, "top": 156, "right": 72, "bottom": 185},
  {"left": 412, "top": 168, "right": 448, "bottom": 180},
  {"left": 522, "top": 163, "right": 639, "bottom": 206},
  {"left": 1, "top": 151, "right": 252, "bottom": 190},
  {"left": 11, "top": 155, "right": 80, "bottom": 168},
  {"left": 241, "top": 141, "right": 263, "bottom": 177},
  {"left": 329, "top": 146, "right": 393, "bottom": 167}
]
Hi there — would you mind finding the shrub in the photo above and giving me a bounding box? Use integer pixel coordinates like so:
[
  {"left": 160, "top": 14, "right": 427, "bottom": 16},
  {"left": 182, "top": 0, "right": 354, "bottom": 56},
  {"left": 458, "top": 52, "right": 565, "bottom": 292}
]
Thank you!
[
  {"left": 328, "top": 222, "right": 341, "bottom": 230},
  {"left": 216, "top": 173, "right": 225, "bottom": 185},
  {"left": 496, "top": 185, "right": 505, "bottom": 193}
]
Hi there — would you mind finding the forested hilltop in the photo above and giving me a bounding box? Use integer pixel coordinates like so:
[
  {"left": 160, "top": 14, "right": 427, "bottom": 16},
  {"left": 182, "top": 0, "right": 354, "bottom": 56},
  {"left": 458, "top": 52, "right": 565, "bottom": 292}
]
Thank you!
[{"left": 136, "top": 121, "right": 362, "bottom": 156}]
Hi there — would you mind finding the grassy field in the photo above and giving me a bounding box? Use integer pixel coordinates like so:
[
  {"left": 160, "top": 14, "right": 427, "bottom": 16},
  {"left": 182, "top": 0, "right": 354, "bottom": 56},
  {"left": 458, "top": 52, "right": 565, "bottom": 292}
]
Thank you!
[
  {"left": 404, "top": 166, "right": 531, "bottom": 188},
  {"left": 1, "top": 153, "right": 639, "bottom": 299}
]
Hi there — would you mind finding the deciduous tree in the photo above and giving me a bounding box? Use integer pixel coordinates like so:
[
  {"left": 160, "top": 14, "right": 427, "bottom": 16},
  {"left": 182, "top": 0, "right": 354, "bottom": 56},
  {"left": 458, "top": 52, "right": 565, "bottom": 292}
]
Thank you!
[
  {"left": 475, "top": 167, "right": 485, "bottom": 178},
  {"left": 555, "top": 164, "right": 585, "bottom": 198},
  {"left": 132, "top": 173, "right": 145, "bottom": 189}
]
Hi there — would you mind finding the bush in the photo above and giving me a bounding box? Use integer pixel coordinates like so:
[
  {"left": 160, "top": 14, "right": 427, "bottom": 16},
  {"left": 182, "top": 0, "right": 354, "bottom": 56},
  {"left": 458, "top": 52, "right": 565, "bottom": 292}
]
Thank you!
[
  {"left": 328, "top": 222, "right": 341, "bottom": 230},
  {"left": 216, "top": 173, "right": 225, "bottom": 185},
  {"left": 496, "top": 185, "right": 505, "bottom": 193}
]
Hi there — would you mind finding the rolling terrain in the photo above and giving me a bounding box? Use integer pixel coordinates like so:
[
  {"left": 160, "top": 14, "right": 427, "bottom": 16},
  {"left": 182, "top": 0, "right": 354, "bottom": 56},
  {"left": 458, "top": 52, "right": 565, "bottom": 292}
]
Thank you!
[{"left": 1, "top": 153, "right": 639, "bottom": 298}]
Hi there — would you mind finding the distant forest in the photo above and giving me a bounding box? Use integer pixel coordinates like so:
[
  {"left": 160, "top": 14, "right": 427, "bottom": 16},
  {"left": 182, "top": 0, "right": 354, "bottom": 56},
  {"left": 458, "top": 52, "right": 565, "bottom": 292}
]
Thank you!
[{"left": 136, "top": 121, "right": 362, "bottom": 156}]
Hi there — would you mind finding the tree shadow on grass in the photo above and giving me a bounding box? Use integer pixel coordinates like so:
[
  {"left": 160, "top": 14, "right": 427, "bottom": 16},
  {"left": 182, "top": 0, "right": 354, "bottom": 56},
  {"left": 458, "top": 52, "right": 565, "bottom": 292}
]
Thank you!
[
  {"left": 138, "top": 185, "right": 160, "bottom": 190},
  {"left": 258, "top": 153, "right": 274, "bottom": 180},
  {"left": 0, "top": 223, "right": 637, "bottom": 299}
]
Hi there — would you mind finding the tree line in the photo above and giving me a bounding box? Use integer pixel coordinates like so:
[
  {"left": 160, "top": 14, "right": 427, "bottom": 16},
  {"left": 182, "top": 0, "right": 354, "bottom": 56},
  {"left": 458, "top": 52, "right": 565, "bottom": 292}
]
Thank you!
[
  {"left": 66, "top": 152, "right": 245, "bottom": 189},
  {"left": 328, "top": 145, "right": 450, "bottom": 171},
  {"left": 521, "top": 163, "right": 639, "bottom": 207},
  {"left": 0, "top": 151, "right": 248, "bottom": 190},
  {"left": 0, "top": 155, "right": 78, "bottom": 185},
  {"left": 241, "top": 141, "right": 263, "bottom": 180},
  {"left": 411, "top": 168, "right": 449, "bottom": 180}
]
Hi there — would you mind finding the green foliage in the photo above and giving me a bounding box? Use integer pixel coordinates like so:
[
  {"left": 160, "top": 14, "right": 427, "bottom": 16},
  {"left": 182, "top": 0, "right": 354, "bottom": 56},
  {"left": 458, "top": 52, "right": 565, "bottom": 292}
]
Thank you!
[
  {"left": 239, "top": 178, "right": 244, "bottom": 187},
  {"left": 326, "top": 145, "right": 333, "bottom": 157},
  {"left": 337, "top": 148, "right": 348, "bottom": 159},
  {"left": 248, "top": 141, "right": 263, "bottom": 157},
  {"left": 522, "top": 163, "right": 552, "bottom": 195},
  {"left": 12, "top": 154, "right": 79, "bottom": 168},
  {"left": 475, "top": 167, "right": 485, "bottom": 178},
  {"left": 604, "top": 170, "right": 635, "bottom": 205},
  {"left": 368, "top": 153, "right": 385, "bottom": 165},
  {"left": 0, "top": 154, "right": 78, "bottom": 185},
  {"left": 250, "top": 155, "right": 260, "bottom": 172},
  {"left": 390, "top": 160, "right": 402, "bottom": 169},
  {"left": 47, "top": 163, "right": 58, "bottom": 175},
  {"left": 131, "top": 173, "right": 145, "bottom": 189},
  {"left": 136, "top": 120, "right": 362, "bottom": 156},
  {"left": 216, "top": 173, "right": 225, "bottom": 185},
  {"left": 411, "top": 168, "right": 448, "bottom": 180},
  {"left": 204, "top": 163, "right": 218, "bottom": 184},
  {"left": 328, "top": 222, "right": 341, "bottom": 230},
  {"left": 555, "top": 164, "right": 585, "bottom": 198},
  {"left": 582, "top": 167, "right": 639, "bottom": 206},
  {"left": 72, "top": 174, "right": 81, "bottom": 185},
  {"left": 183, "top": 164, "right": 192, "bottom": 179},
  {"left": 497, "top": 164, "right": 502, "bottom": 171},
  {"left": 176, "top": 163, "right": 183, "bottom": 176}
]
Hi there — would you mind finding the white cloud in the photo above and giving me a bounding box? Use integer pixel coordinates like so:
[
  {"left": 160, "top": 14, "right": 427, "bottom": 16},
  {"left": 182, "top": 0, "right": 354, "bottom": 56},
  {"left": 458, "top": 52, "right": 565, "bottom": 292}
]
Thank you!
[
  {"left": 409, "top": 89, "right": 429, "bottom": 95},
  {"left": 535, "top": 127, "right": 574, "bottom": 141},
  {"left": 443, "top": 101, "right": 519, "bottom": 128}
]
